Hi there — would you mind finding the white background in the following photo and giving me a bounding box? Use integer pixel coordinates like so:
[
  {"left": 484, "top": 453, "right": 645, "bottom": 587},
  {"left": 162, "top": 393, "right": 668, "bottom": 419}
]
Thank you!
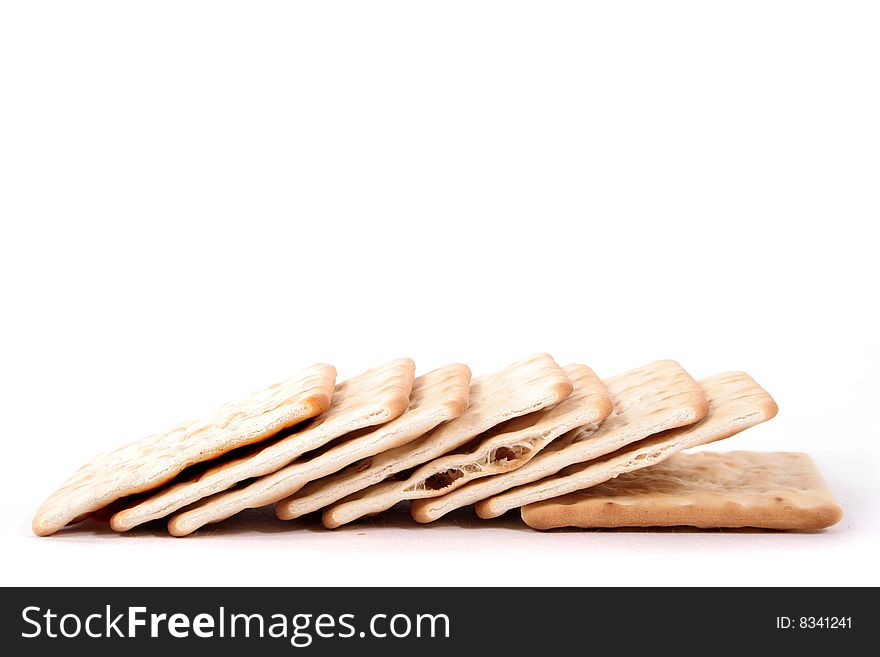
[{"left": 1, "top": 1, "right": 878, "bottom": 587}]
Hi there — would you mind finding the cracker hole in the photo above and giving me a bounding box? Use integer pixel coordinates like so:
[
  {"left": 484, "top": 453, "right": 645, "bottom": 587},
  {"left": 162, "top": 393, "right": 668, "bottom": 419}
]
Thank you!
[
  {"left": 424, "top": 469, "right": 464, "bottom": 491},
  {"left": 493, "top": 446, "right": 518, "bottom": 462},
  {"left": 633, "top": 451, "right": 662, "bottom": 463},
  {"left": 491, "top": 445, "right": 532, "bottom": 464}
]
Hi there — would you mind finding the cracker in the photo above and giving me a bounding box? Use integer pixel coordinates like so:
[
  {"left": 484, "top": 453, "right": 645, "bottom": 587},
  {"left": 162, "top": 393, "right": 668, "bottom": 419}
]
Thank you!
[
  {"left": 110, "top": 358, "right": 415, "bottom": 532},
  {"left": 32, "top": 363, "right": 337, "bottom": 536},
  {"left": 522, "top": 451, "right": 841, "bottom": 530},
  {"left": 303, "top": 353, "right": 573, "bottom": 528},
  {"left": 166, "top": 363, "right": 469, "bottom": 536},
  {"left": 492, "top": 370, "right": 777, "bottom": 517},
  {"left": 430, "top": 360, "right": 708, "bottom": 520},
  {"left": 405, "top": 365, "right": 611, "bottom": 523}
]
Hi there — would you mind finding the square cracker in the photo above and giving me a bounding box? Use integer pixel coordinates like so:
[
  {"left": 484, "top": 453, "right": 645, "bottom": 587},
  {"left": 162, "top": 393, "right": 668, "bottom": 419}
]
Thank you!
[
  {"left": 429, "top": 360, "right": 708, "bottom": 521},
  {"left": 521, "top": 451, "right": 842, "bottom": 530},
  {"left": 32, "top": 363, "right": 337, "bottom": 536},
  {"left": 165, "top": 363, "right": 470, "bottom": 536},
  {"left": 110, "top": 358, "right": 415, "bottom": 532},
  {"left": 485, "top": 370, "right": 777, "bottom": 517},
  {"left": 400, "top": 365, "right": 611, "bottom": 523},
  {"left": 288, "top": 353, "right": 574, "bottom": 528}
]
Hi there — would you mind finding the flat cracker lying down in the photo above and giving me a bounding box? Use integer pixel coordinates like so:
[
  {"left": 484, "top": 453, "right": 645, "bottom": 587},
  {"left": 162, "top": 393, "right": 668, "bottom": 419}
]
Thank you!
[
  {"left": 278, "top": 353, "right": 574, "bottom": 528},
  {"left": 477, "top": 370, "right": 776, "bottom": 518},
  {"left": 165, "top": 364, "right": 470, "bottom": 536},
  {"left": 110, "top": 358, "right": 415, "bottom": 532},
  {"left": 32, "top": 363, "right": 337, "bottom": 536},
  {"left": 418, "top": 360, "right": 708, "bottom": 522},
  {"left": 325, "top": 364, "right": 610, "bottom": 527},
  {"left": 521, "top": 451, "right": 843, "bottom": 530}
]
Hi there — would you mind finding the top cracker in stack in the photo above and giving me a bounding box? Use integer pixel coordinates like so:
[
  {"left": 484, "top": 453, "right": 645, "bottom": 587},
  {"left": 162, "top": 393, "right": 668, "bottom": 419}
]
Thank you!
[{"left": 32, "top": 363, "right": 337, "bottom": 536}]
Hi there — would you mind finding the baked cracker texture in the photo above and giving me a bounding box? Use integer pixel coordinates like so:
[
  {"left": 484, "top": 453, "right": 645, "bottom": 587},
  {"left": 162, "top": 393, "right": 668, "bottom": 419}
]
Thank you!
[
  {"left": 409, "top": 364, "right": 612, "bottom": 523},
  {"left": 328, "top": 364, "right": 607, "bottom": 527},
  {"left": 110, "top": 358, "right": 415, "bottom": 531},
  {"left": 166, "top": 363, "right": 470, "bottom": 536},
  {"left": 426, "top": 360, "right": 708, "bottom": 521},
  {"left": 521, "top": 451, "right": 842, "bottom": 530},
  {"left": 480, "top": 369, "right": 776, "bottom": 517},
  {"left": 32, "top": 363, "right": 337, "bottom": 536}
]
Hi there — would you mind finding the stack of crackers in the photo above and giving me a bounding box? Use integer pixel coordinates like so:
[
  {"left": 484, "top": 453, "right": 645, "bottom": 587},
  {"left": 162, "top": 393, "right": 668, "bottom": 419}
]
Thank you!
[{"left": 32, "top": 355, "right": 842, "bottom": 537}]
